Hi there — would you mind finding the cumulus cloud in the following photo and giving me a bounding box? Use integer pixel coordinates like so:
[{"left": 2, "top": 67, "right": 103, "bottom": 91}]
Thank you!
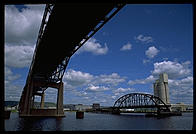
[
  {"left": 169, "top": 76, "right": 193, "bottom": 104},
  {"left": 63, "top": 69, "right": 126, "bottom": 90},
  {"left": 114, "top": 87, "right": 135, "bottom": 93},
  {"left": 94, "top": 73, "right": 126, "bottom": 86},
  {"left": 152, "top": 60, "right": 191, "bottom": 79},
  {"left": 111, "top": 87, "right": 135, "bottom": 100},
  {"left": 5, "top": 84, "right": 23, "bottom": 101},
  {"left": 5, "top": 45, "right": 35, "bottom": 68},
  {"left": 62, "top": 69, "right": 127, "bottom": 105},
  {"left": 5, "top": 67, "right": 23, "bottom": 101},
  {"left": 168, "top": 76, "right": 193, "bottom": 90},
  {"left": 127, "top": 60, "right": 193, "bottom": 104},
  {"left": 134, "top": 34, "right": 153, "bottom": 44},
  {"left": 86, "top": 84, "right": 109, "bottom": 92},
  {"left": 5, "top": 5, "right": 45, "bottom": 46},
  {"left": 63, "top": 69, "right": 93, "bottom": 88},
  {"left": 5, "top": 5, "right": 45, "bottom": 68},
  {"left": 120, "top": 43, "right": 132, "bottom": 51},
  {"left": 77, "top": 38, "right": 108, "bottom": 55},
  {"left": 5, "top": 67, "right": 21, "bottom": 82},
  {"left": 128, "top": 75, "right": 156, "bottom": 85},
  {"left": 128, "top": 60, "right": 192, "bottom": 86},
  {"left": 145, "top": 46, "right": 159, "bottom": 59}
]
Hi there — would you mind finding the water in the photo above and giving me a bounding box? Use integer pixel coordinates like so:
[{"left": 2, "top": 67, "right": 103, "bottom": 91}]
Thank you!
[{"left": 5, "top": 112, "right": 193, "bottom": 131}]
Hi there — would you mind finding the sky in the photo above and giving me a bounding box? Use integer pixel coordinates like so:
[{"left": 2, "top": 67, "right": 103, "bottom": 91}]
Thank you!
[{"left": 5, "top": 4, "right": 193, "bottom": 106}]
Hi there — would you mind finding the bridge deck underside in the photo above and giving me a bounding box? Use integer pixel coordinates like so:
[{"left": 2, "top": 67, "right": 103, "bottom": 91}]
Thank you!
[{"left": 32, "top": 3, "right": 115, "bottom": 79}]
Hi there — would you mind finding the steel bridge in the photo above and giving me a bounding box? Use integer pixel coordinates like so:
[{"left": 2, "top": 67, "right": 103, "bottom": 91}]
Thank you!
[
  {"left": 18, "top": 3, "right": 125, "bottom": 117},
  {"left": 112, "top": 93, "right": 171, "bottom": 114}
]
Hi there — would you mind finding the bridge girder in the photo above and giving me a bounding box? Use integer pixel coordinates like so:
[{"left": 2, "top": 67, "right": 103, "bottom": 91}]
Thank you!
[{"left": 30, "top": 3, "right": 125, "bottom": 84}]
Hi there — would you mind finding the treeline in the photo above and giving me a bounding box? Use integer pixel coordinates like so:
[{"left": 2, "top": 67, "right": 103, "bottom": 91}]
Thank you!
[{"left": 4, "top": 101, "right": 56, "bottom": 107}]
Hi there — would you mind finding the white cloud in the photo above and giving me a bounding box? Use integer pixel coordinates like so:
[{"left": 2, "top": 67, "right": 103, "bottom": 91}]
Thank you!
[
  {"left": 63, "top": 69, "right": 93, "bottom": 88},
  {"left": 128, "top": 75, "right": 156, "bottom": 85},
  {"left": 145, "top": 46, "right": 159, "bottom": 59},
  {"left": 168, "top": 76, "right": 193, "bottom": 89},
  {"left": 5, "top": 67, "right": 21, "bottom": 84},
  {"left": 86, "top": 84, "right": 109, "bottom": 92},
  {"left": 114, "top": 87, "right": 135, "bottom": 93},
  {"left": 5, "top": 45, "right": 35, "bottom": 68},
  {"left": 120, "top": 43, "right": 132, "bottom": 51},
  {"left": 128, "top": 60, "right": 192, "bottom": 85},
  {"left": 134, "top": 34, "right": 153, "bottom": 44},
  {"left": 63, "top": 69, "right": 126, "bottom": 90},
  {"left": 77, "top": 38, "right": 108, "bottom": 55},
  {"left": 111, "top": 87, "right": 135, "bottom": 101},
  {"left": 5, "top": 67, "right": 23, "bottom": 101},
  {"left": 61, "top": 69, "right": 127, "bottom": 105},
  {"left": 169, "top": 76, "right": 193, "bottom": 104},
  {"left": 5, "top": 5, "right": 45, "bottom": 46},
  {"left": 5, "top": 79, "right": 23, "bottom": 101},
  {"left": 152, "top": 60, "right": 191, "bottom": 79},
  {"left": 127, "top": 60, "right": 193, "bottom": 104},
  {"left": 5, "top": 5, "right": 44, "bottom": 68},
  {"left": 94, "top": 73, "right": 126, "bottom": 86}
]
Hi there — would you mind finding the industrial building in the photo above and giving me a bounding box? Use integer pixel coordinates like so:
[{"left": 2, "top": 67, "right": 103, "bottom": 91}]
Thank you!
[
  {"left": 170, "top": 103, "right": 193, "bottom": 112},
  {"left": 153, "top": 73, "right": 170, "bottom": 104}
]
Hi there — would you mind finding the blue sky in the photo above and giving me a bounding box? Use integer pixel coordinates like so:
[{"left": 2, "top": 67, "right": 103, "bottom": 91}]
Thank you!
[{"left": 5, "top": 4, "right": 193, "bottom": 106}]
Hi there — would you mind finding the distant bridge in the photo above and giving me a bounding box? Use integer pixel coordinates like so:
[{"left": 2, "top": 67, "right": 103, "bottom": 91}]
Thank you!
[{"left": 112, "top": 93, "right": 171, "bottom": 114}]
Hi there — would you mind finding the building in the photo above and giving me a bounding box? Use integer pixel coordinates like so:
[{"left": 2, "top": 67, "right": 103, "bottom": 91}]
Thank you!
[
  {"left": 92, "top": 103, "right": 100, "bottom": 110},
  {"left": 153, "top": 73, "right": 170, "bottom": 104},
  {"left": 75, "top": 104, "right": 92, "bottom": 111},
  {"left": 171, "top": 103, "right": 193, "bottom": 112}
]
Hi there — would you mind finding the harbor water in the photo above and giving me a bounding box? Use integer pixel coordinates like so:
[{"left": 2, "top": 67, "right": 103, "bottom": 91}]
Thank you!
[{"left": 5, "top": 112, "right": 193, "bottom": 131}]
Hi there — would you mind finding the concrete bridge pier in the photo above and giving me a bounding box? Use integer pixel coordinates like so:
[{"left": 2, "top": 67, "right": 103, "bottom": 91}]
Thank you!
[
  {"left": 40, "top": 92, "right": 45, "bottom": 109},
  {"left": 56, "top": 82, "right": 64, "bottom": 116},
  {"left": 19, "top": 81, "right": 65, "bottom": 117}
]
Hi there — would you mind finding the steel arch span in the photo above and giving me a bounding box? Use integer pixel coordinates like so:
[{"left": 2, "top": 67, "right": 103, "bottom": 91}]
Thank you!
[{"left": 113, "top": 93, "right": 171, "bottom": 112}]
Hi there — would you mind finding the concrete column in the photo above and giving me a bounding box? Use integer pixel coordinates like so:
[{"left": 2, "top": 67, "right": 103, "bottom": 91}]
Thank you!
[
  {"left": 31, "top": 95, "right": 35, "bottom": 109},
  {"left": 20, "top": 86, "right": 29, "bottom": 115},
  {"left": 40, "top": 93, "right": 45, "bottom": 109},
  {"left": 57, "top": 82, "right": 64, "bottom": 115},
  {"left": 27, "top": 81, "right": 34, "bottom": 115}
]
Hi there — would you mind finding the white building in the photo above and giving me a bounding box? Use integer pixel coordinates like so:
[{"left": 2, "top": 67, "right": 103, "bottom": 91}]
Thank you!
[{"left": 153, "top": 73, "right": 170, "bottom": 104}]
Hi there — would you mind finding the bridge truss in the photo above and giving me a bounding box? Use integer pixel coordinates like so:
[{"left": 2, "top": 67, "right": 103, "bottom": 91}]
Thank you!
[{"left": 113, "top": 93, "right": 171, "bottom": 113}]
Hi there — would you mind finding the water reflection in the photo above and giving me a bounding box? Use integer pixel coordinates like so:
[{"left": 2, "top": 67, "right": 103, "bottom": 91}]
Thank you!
[
  {"left": 17, "top": 117, "right": 45, "bottom": 131},
  {"left": 17, "top": 117, "right": 64, "bottom": 131},
  {"left": 5, "top": 112, "right": 193, "bottom": 131},
  {"left": 55, "top": 118, "right": 63, "bottom": 131}
]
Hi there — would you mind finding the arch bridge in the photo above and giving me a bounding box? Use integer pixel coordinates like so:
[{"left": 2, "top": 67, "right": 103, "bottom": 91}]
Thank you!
[{"left": 113, "top": 93, "right": 171, "bottom": 113}]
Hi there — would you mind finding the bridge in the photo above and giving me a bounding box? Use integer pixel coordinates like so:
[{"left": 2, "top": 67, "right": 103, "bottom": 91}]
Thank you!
[
  {"left": 18, "top": 3, "right": 125, "bottom": 117},
  {"left": 112, "top": 93, "right": 171, "bottom": 114}
]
